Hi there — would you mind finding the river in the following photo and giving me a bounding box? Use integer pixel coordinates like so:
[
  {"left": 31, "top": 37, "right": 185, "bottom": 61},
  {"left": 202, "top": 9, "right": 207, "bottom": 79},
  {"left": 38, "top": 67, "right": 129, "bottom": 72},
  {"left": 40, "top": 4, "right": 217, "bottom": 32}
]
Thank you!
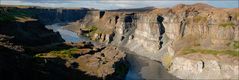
[
  {"left": 45, "top": 23, "right": 178, "bottom": 80},
  {"left": 45, "top": 23, "right": 90, "bottom": 42}
]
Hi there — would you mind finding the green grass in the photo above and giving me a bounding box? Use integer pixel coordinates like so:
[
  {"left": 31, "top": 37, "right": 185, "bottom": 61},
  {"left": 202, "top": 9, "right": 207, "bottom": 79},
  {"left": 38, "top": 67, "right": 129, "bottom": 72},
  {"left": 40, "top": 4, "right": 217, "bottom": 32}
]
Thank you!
[
  {"left": 82, "top": 26, "right": 99, "bottom": 36},
  {"left": 219, "top": 21, "right": 235, "bottom": 28},
  {"left": 88, "top": 26, "right": 101, "bottom": 35},
  {"left": 34, "top": 48, "right": 80, "bottom": 59},
  {"left": 82, "top": 26, "right": 106, "bottom": 41},
  {"left": 233, "top": 41, "right": 239, "bottom": 49},
  {"left": 83, "top": 26, "right": 97, "bottom": 32},
  {"left": 182, "top": 48, "right": 239, "bottom": 57},
  {"left": 193, "top": 15, "right": 207, "bottom": 23}
]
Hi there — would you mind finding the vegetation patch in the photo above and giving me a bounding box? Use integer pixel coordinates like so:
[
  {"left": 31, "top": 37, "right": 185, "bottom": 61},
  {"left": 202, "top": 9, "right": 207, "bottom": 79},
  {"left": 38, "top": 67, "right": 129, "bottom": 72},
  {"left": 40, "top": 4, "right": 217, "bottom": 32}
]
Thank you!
[
  {"left": 219, "top": 21, "right": 235, "bottom": 28},
  {"left": 81, "top": 26, "right": 100, "bottom": 37},
  {"left": 235, "top": 13, "right": 239, "bottom": 19},
  {"left": 233, "top": 41, "right": 239, "bottom": 49},
  {"left": 34, "top": 48, "right": 80, "bottom": 59},
  {"left": 193, "top": 15, "right": 207, "bottom": 23},
  {"left": 181, "top": 48, "right": 239, "bottom": 57},
  {"left": 0, "top": 8, "right": 35, "bottom": 22},
  {"left": 162, "top": 55, "right": 173, "bottom": 69}
]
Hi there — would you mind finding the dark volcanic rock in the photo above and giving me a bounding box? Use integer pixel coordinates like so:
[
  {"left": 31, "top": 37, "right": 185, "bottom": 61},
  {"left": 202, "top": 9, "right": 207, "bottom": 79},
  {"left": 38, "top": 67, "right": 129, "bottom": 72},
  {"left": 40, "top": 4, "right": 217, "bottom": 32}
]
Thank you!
[
  {"left": 0, "top": 20, "right": 67, "bottom": 80},
  {"left": 0, "top": 21, "right": 64, "bottom": 47}
]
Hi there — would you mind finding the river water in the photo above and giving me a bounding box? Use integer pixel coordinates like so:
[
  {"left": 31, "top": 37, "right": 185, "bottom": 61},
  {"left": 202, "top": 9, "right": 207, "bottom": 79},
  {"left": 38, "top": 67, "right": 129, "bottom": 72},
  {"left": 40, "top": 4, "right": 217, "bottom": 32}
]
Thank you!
[
  {"left": 46, "top": 23, "right": 90, "bottom": 42},
  {"left": 45, "top": 24, "right": 178, "bottom": 80}
]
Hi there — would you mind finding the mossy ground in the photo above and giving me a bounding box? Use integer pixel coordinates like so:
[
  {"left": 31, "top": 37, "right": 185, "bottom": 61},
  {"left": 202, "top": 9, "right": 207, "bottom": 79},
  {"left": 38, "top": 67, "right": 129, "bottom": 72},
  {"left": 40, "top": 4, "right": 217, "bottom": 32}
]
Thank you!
[
  {"left": 219, "top": 21, "right": 235, "bottom": 28},
  {"left": 34, "top": 48, "right": 80, "bottom": 59},
  {"left": 181, "top": 48, "right": 238, "bottom": 57},
  {"left": 83, "top": 26, "right": 112, "bottom": 35},
  {"left": 233, "top": 41, "right": 239, "bottom": 49},
  {"left": 193, "top": 15, "right": 207, "bottom": 23}
]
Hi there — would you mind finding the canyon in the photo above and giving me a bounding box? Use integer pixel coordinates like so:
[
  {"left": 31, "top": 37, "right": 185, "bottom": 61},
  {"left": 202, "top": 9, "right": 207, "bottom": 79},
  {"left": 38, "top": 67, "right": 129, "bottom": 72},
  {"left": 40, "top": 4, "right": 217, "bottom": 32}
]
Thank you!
[
  {"left": 0, "top": 3, "right": 238, "bottom": 80},
  {"left": 65, "top": 3, "right": 239, "bottom": 79}
]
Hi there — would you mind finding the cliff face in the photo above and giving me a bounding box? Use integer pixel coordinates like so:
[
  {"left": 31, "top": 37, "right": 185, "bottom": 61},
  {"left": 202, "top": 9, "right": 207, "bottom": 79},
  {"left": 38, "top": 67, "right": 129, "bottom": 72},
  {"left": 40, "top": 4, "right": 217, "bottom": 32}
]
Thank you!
[
  {"left": 0, "top": 6, "right": 94, "bottom": 24},
  {"left": 0, "top": 21, "right": 64, "bottom": 47},
  {"left": 66, "top": 3, "right": 238, "bottom": 58},
  {"left": 33, "top": 8, "right": 91, "bottom": 24},
  {"left": 0, "top": 20, "right": 67, "bottom": 80},
  {"left": 0, "top": 6, "right": 130, "bottom": 80},
  {"left": 1, "top": 4, "right": 238, "bottom": 79},
  {"left": 64, "top": 3, "right": 239, "bottom": 79}
]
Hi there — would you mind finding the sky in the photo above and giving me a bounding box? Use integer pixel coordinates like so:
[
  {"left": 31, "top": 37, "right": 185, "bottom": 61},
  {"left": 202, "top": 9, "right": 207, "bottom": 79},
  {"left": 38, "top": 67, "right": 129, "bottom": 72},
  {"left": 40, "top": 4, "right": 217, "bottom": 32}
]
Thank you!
[{"left": 0, "top": 0, "right": 238, "bottom": 10}]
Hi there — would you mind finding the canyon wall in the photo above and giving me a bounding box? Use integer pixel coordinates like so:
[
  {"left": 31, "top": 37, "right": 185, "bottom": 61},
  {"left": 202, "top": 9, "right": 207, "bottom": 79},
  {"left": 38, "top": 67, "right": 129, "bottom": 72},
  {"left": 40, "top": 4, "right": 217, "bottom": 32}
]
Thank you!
[
  {"left": 65, "top": 3, "right": 239, "bottom": 79},
  {"left": 0, "top": 21, "right": 65, "bottom": 47},
  {"left": 0, "top": 6, "right": 94, "bottom": 24},
  {"left": 66, "top": 3, "right": 238, "bottom": 59},
  {"left": 0, "top": 7, "right": 128, "bottom": 80},
  {"left": 1, "top": 4, "right": 238, "bottom": 79}
]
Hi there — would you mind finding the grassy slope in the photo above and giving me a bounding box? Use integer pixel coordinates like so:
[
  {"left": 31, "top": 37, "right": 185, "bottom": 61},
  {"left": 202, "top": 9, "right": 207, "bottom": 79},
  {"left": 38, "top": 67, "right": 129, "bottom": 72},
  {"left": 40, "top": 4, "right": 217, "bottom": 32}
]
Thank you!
[{"left": 0, "top": 8, "right": 35, "bottom": 22}]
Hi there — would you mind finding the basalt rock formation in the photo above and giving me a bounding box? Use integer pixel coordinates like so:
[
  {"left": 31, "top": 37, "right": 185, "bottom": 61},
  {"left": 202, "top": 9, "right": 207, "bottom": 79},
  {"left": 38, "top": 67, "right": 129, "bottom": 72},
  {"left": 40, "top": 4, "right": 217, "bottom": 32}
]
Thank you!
[
  {"left": 0, "top": 20, "right": 65, "bottom": 80},
  {"left": 1, "top": 3, "right": 238, "bottom": 79},
  {"left": 0, "top": 5, "right": 96, "bottom": 25},
  {"left": 66, "top": 3, "right": 238, "bottom": 58},
  {"left": 64, "top": 3, "right": 239, "bottom": 79},
  {"left": 0, "top": 6, "right": 128, "bottom": 80},
  {"left": 0, "top": 21, "right": 65, "bottom": 47}
]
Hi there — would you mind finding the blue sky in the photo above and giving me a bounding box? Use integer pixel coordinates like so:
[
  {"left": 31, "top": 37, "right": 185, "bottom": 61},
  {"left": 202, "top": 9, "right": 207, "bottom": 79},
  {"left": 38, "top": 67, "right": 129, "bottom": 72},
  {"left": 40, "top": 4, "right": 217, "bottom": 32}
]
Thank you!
[{"left": 0, "top": 0, "right": 238, "bottom": 10}]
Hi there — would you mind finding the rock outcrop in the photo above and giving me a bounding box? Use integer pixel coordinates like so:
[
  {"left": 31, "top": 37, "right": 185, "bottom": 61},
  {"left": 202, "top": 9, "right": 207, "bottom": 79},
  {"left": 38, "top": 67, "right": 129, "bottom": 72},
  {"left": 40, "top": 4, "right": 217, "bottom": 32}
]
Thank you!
[
  {"left": 63, "top": 3, "right": 239, "bottom": 79},
  {"left": 1, "top": 3, "right": 238, "bottom": 79},
  {"left": 169, "top": 54, "right": 239, "bottom": 79},
  {"left": 0, "top": 21, "right": 65, "bottom": 47},
  {"left": 0, "top": 20, "right": 66, "bottom": 80},
  {"left": 73, "top": 45, "right": 126, "bottom": 78},
  {"left": 0, "top": 5, "right": 96, "bottom": 25},
  {"left": 36, "top": 42, "right": 128, "bottom": 80},
  {"left": 65, "top": 3, "right": 238, "bottom": 57},
  {"left": 0, "top": 6, "right": 129, "bottom": 80}
]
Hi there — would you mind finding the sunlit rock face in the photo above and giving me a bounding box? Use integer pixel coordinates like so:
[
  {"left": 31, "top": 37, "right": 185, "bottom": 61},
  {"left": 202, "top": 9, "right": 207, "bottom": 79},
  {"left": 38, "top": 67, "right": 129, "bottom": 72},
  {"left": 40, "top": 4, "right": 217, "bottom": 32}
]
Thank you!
[
  {"left": 169, "top": 55, "right": 239, "bottom": 79},
  {"left": 62, "top": 3, "right": 239, "bottom": 79},
  {"left": 64, "top": 3, "right": 238, "bottom": 60},
  {"left": 161, "top": 5, "right": 238, "bottom": 50},
  {"left": 73, "top": 45, "right": 126, "bottom": 78}
]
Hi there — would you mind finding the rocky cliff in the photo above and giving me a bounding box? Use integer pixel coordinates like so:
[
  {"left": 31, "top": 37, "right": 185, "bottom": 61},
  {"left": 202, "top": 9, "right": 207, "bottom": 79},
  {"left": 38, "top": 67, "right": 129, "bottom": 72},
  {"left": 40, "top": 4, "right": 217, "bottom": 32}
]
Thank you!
[
  {"left": 0, "top": 5, "right": 96, "bottom": 24},
  {"left": 0, "top": 21, "right": 65, "bottom": 47},
  {"left": 1, "top": 3, "right": 238, "bottom": 79},
  {"left": 64, "top": 3, "right": 239, "bottom": 79},
  {"left": 0, "top": 20, "right": 66, "bottom": 80}
]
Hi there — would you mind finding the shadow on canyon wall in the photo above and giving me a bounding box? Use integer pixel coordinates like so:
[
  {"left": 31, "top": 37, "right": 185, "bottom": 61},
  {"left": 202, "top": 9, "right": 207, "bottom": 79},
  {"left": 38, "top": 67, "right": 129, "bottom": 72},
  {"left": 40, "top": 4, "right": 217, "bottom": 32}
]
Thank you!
[
  {"left": 157, "top": 16, "right": 165, "bottom": 48},
  {"left": 0, "top": 20, "right": 115, "bottom": 80},
  {"left": 0, "top": 45, "right": 103, "bottom": 80}
]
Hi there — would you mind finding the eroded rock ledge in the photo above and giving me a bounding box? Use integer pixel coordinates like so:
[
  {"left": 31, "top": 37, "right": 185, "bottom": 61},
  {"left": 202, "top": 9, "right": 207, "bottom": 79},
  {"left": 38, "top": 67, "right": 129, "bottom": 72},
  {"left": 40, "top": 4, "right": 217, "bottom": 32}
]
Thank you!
[
  {"left": 63, "top": 3, "right": 239, "bottom": 79},
  {"left": 0, "top": 20, "right": 128, "bottom": 80},
  {"left": 35, "top": 42, "right": 128, "bottom": 80},
  {"left": 1, "top": 3, "right": 238, "bottom": 80},
  {"left": 169, "top": 54, "right": 238, "bottom": 79}
]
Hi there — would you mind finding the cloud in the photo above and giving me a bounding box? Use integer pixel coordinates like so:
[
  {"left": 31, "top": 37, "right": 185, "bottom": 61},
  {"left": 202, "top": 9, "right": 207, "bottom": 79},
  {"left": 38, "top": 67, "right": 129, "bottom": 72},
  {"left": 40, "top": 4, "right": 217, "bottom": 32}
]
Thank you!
[{"left": 0, "top": 0, "right": 238, "bottom": 9}]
